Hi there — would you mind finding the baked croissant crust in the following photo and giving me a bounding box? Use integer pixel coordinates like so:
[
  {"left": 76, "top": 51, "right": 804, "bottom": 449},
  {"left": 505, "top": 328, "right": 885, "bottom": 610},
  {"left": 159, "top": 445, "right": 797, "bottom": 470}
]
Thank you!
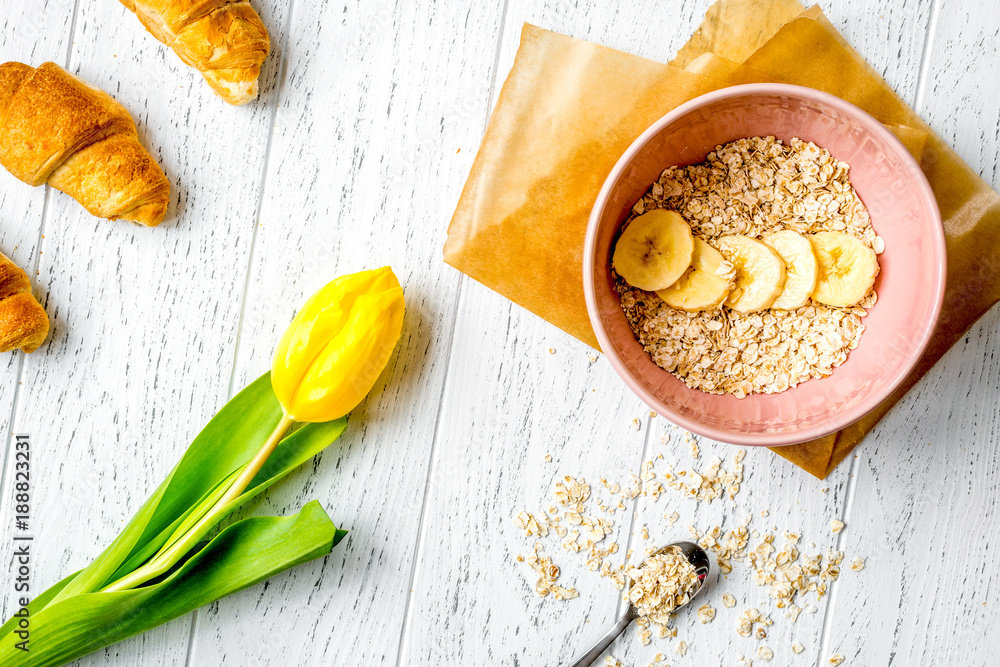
[
  {"left": 0, "top": 62, "right": 170, "bottom": 227},
  {"left": 121, "top": 0, "right": 271, "bottom": 105},
  {"left": 0, "top": 252, "right": 49, "bottom": 353}
]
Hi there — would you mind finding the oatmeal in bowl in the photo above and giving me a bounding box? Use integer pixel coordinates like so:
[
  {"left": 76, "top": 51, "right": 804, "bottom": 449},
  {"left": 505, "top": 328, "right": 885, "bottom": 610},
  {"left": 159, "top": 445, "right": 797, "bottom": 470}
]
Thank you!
[
  {"left": 583, "top": 84, "right": 945, "bottom": 446},
  {"left": 615, "top": 136, "right": 880, "bottom": 399}
]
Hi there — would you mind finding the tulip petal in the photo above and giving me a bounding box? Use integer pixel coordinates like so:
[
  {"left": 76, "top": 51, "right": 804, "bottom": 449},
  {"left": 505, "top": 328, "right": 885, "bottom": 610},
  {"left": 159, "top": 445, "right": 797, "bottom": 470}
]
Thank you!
[
  {"left": 289, "top": 285, "right": 405, "bottom": 422},
  {"left": 271, "top": 267, "right": 401, "bottom": 417}
]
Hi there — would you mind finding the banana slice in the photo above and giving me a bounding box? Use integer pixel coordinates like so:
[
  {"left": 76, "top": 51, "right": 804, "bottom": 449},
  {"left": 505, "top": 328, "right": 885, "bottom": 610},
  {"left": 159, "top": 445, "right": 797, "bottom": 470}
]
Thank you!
[
  {"left": 716, "top": 235, "right": 787, "bottom": 313},
  {"left": 613, "top": 210, "right": 695, "bottom": 291},
  {"left": 763, "top": 230, "right": 819, "bottom": 310},
  {"left": 809, "top": 232, "right": 879, "bottom": 307},
  {"left": 656, "top": 238, "right": 731, "bottom": 311}
]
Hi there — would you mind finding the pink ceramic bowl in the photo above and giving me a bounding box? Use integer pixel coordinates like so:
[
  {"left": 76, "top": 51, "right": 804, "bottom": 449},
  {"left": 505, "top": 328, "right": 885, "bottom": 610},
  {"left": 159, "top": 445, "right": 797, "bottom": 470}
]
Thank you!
[{"left": 584, "top": 84, "right": 945, "bottom": 447}]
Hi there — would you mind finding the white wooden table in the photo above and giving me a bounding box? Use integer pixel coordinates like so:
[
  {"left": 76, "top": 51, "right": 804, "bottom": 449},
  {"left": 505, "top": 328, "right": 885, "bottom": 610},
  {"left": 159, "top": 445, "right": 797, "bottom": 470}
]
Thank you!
[{"left": 1, "top": 0, "right": 998, "bottom": 665}]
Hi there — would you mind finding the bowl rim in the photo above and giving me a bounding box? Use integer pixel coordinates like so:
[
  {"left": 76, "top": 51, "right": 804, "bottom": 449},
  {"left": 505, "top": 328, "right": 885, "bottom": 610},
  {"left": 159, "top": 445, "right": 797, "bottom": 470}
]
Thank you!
[{"left": 583, "top": 83, "right": 946, "bottom": 447}]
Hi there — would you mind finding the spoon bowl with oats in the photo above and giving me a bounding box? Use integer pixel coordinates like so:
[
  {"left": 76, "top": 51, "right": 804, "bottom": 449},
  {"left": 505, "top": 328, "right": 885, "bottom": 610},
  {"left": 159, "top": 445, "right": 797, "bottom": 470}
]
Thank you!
[{"left": 568, "top": 541, "right": 710, "bottom": 667}]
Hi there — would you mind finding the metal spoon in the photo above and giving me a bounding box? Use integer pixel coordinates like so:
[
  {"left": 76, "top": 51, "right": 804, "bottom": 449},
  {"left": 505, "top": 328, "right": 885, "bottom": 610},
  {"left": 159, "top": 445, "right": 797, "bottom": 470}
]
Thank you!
[{"left": 567, "top": 541, "right": 711, "bottom": 667}]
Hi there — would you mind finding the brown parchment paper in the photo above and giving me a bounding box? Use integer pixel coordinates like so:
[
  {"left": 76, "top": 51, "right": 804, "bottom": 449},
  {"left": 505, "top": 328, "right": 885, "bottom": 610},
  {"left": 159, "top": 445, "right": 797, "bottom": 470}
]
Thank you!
[
  {"left": 444, "top": 26, "right": 727, "bottom": 348},
  {"left": 444, "top": 1, "right": 1000, "bottom": 478}
]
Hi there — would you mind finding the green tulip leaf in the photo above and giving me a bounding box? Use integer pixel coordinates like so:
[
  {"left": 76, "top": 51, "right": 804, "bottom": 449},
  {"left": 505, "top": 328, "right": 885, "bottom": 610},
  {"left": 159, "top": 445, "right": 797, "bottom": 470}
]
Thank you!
[
  {"left": 0, "top": 501, "right": 345, "bottom": 666},
  {"left": 0, "top": 372, "right": 350, "bottom": 666}
]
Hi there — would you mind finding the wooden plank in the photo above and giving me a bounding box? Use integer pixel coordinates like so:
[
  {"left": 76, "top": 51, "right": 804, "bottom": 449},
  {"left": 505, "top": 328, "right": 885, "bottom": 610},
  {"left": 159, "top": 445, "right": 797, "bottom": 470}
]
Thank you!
[
  {"left": 0, "top": 0, "right": 287, "bottom": 663},
  {"left": 824, "top": 0, "right": 934, "bottom": 100},
  {"left": 0, "top": 0, "right": 83, "bottom": 636},
  {"left": 0, "top": 0, "right": 78, "bottom": 489},
  {"left": 824, "top": 311, "right": 1000, "bottom": 664},
  {"left": 822, "top": 1, "right": 1000, "bottom": 663},
  {"left": 184, "top": 1, "right": 508, "bottom": 665}
]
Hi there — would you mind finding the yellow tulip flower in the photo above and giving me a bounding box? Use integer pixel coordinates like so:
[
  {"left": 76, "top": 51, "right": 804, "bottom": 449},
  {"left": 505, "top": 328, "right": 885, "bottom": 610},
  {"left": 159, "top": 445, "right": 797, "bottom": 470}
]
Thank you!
[
  {"left": 101, "top": 268, "right": 406, "bottom": 595},
  {"left": 271, "top": 266, "right": 405, "bottom": 422}
]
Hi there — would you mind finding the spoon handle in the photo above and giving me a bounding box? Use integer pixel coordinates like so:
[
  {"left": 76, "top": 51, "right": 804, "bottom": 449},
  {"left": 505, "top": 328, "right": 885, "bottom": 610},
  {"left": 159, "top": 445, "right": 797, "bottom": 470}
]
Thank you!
[{"left": 567, "top": 609, "right": 635, "bottom": 667}]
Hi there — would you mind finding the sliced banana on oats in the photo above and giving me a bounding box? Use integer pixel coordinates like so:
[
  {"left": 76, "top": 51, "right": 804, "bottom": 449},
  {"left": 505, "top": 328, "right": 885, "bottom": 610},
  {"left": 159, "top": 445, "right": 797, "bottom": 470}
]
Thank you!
[
  {"left": 763, "top": 230, "right": 819, "bottom": 310},
  {"left": 656, "top": 238, "right": 731, "bottom": 311},
  {"left": 613, "top": 210, "right": 695, "bottom": 291},
  {"left": 809, "top": 231, "right": 879, "bottom": 307},
  {"left": 716, "top": 235, "right": 787, "bottom": 313}
]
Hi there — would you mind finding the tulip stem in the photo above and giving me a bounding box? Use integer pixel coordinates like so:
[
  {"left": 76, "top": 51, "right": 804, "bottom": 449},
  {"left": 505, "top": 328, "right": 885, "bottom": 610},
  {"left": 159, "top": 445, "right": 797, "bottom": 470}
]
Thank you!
[
  {"left": 216, "top": 413, "right": 295, "bottom": 508},
  {"left": 100, "top": 414, "right": 295, "bottom": 594}
]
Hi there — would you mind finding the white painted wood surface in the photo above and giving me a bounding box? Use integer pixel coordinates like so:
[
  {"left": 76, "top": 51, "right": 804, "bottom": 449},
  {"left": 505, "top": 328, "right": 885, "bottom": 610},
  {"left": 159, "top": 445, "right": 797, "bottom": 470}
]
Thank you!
[{"left": 0, "top": 0, "right": 998, "bottom": 665}]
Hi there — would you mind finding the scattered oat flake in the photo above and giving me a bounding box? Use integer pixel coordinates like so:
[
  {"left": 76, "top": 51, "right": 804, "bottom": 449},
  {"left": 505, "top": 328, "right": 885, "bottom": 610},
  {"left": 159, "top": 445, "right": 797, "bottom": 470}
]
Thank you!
[
  {"left": 587, "top": 351, "right": 600, "bottom": 362},
  {"left": 821, "top": 487, "right": 829, "bottom": 493},
  {"left": 632, "top": 418, "right": 642, "bottom": 430},
  {"left": 829, "top": 655, "right": 845, "bottom": 666},
  {"left": 675, "top": 640, "right": 688, "bottom": 657},
  {"left": 792, "top": 642, "right": 805, "bottom": 654},
  {"left": 666, "top": 511, "right": 680, "bottom": 525},
  {"left": 760, "top": 509, "right": 770, "bottom": 517},
  {"left": 831, "top": 519, "right": 845, "bottom": 534},
  {"left": 544, "top": 454, "right": 552, "bottom": 463},
  {"left": 520, "top": 543, "right": 578, "bottom": 600},
  {"left": 758, "top": 646, "right": 774, "bottom": 661},
  {"left": 736, "top": 608, "right": 771, "bottom": 638},
  {"left": 649, "top": 410, "right": 658, "bottom": 418},
  {"left": 849, "top": 557, "right": 865, "bottom": 572},
  {"left": 660, "top": 452, "right": 745, "bottom": 503},
  {"left": 548, "top": 347, "right": 556, "bottom": 354},
  {"left": 604, "top": 656, "right": 623, "bottom": 667},
  {"left": 722, "top": 593, "right": 737, "bottom": 608},
  {"left": 513, "top": 511, "right": 549, "bottom": 537},
  {"left": 697, "top": 603, "right": 716, "bottom": 624},
  {"left": 554, "top": 476, "right": 591, "bottom": 512}
]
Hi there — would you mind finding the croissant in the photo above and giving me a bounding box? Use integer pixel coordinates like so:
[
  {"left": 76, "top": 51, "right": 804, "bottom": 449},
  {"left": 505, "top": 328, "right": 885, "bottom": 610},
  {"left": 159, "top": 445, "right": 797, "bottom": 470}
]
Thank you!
[
  {"left": 121, "top": 0, "right": 271, "bottom": 106},
  {"left": 0, "top": 251, "right": 49, "bottom": 353},
  {"left": 0, "top": 62, "right": 170, "bottom": 227}
]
